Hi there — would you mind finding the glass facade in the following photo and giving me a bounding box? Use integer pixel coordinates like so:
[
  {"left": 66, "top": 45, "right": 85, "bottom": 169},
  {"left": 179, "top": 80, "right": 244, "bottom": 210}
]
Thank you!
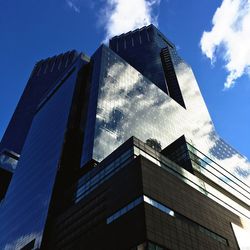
[
  {"left": 0, "top": 51, "right": 79, "bottom": 156},
  {"left": 85, "top": 44, "right": 249, "bottom": 190},
  {"left": 110, "top": 25, "right": 169, "bottom": 94},
  {"left": 110, "top": 25, "right": 186, "bottom": 107},
  {"left": 77, "top": 137, "right": 249, "bottom": 220},
  {"left": 187, "top": 143, "right": 250, "bottom": 204},
  {"left": 76, "top": 147, "right": 134, "bottom": 203},
  {"left": 0, "top": 25, "right": 249, "bottom": 249},
  {"left": 80, "top": 47, "right": 103, "bottom": 166},
  {"left": 132, "top": 140, "right": 250, "bottom": 219},
  {"left": 162, "top": 136, "right": 250, "bottom": 207},
  {"left": 0, "top": 150, "right": 19, "bottom": 173},
  {"left": 0, "top": 64, "right": 79, "bottom": 249}
]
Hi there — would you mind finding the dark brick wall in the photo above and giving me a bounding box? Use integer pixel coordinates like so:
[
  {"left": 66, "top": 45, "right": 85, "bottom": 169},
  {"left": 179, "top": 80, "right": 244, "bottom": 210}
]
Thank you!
[
  {"left": 47, "top": 156, "right": 243, "bottom": 250},
  {"left": 141, "top": 156, "right": 241, "bottom": 250},
  {"left": 49, "top": 157, "right": 146, "bottom": 250}
]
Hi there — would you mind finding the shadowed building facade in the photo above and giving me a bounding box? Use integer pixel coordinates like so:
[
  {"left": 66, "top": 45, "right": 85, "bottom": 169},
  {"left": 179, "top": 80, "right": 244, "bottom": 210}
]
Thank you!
[
  {"left": 0, "top": 25, "right": 249, "bottom": 250},
  {"left": 0, "top": 51, "right": 81, "bottom": 202}
]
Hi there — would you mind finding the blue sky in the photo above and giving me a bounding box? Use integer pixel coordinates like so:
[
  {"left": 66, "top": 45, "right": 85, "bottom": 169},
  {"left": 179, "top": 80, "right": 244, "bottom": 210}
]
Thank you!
[{"left": 0, "top": 0, "right": 250, "bottom": 158}]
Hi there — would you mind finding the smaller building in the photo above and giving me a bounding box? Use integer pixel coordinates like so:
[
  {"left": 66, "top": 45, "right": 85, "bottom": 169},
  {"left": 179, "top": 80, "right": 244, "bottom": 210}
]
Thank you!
[{"left": 42, "top": 137, "right": 249, "bottom": 250}]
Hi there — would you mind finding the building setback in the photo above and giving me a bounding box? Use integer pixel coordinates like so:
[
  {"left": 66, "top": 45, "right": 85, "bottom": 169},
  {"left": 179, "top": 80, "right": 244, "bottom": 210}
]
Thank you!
[{"left": 0, "top": 25, "right": 249, "bottom": 250}]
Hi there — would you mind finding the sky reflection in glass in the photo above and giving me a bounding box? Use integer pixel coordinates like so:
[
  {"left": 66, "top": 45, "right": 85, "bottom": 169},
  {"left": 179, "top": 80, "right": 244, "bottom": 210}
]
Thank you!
[{"left": 91, "top": 45, "right": 250, "bottom": 187}]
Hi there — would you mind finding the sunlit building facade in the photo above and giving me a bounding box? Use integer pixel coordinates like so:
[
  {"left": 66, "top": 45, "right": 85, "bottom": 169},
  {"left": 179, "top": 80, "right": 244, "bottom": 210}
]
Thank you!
[{"left": 0, "top": 25, "right": 249, "bottom": 250}]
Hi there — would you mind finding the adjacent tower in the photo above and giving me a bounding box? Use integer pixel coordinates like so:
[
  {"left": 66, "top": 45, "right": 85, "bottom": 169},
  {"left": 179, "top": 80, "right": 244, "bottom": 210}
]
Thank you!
[{"left": 0, "top": 51, "right": 80, "bottom": 202}]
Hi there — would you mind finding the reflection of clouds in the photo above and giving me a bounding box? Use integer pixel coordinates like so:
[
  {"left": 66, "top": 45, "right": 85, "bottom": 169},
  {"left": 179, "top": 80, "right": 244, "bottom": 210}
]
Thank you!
[
  {"left": 93, "top": 46, "right": 250, "bottom": 187},
  {"left": 93, "top": 53, "right": 188, "bottom": 161},
  {"left": 175, "top": 62, "right": 216, "bottom": 150},
  {"left": 3, "top": 232, "right": 41, "bottom": 250},
  {"left": 0, "top": 154, "right": 18, "bottom": 171},
  {"left": 175, "top": 61, "right": 250, "bottom": 186},
  {"left": 219, "top": 153, "right": 250, "bottom": 184}
]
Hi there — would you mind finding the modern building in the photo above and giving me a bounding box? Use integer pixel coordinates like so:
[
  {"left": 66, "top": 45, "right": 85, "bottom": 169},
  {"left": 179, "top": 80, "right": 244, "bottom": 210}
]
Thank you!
[
  {"left": 0, "top": 25, "right": 249, "bottom": 250},
  {"left": 0, "top": 50, "right": 81, "bottom": 201}
]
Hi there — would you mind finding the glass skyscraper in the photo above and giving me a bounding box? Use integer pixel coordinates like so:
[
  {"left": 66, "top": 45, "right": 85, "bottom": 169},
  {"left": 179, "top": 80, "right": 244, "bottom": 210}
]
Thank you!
[{"left": 0, "top": 25, "right": 249, "bottom": 250}]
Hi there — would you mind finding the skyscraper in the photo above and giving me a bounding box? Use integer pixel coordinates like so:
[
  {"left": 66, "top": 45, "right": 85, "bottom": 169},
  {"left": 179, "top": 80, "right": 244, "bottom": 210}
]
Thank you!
[
  {"left": 0, "top": 51, "right": 81, "bottom": 201},
  {"left": 0, "top": 25, "right": 249, "bottom": 250}
]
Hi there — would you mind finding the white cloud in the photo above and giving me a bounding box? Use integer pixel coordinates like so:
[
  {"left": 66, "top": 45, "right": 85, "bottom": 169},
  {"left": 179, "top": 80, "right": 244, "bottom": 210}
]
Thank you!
[
  {"left": 66, "top": 0, "right": 80, "bottom": 13},
  {"left": 200, "top": 0, "right": 250, "bottom": 88},
  {"left": 101, "top": 0, "right": 161, "bottom": 42}
]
